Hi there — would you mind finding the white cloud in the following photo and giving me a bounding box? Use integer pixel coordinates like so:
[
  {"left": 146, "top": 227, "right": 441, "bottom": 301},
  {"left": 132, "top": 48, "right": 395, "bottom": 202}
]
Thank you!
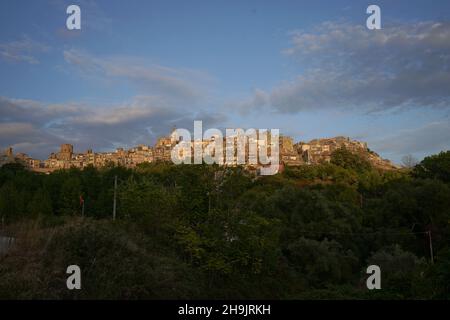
[
  {"left": 238, "top": 21, "right": 450, "bottom": 114},
  {"left": 1, "top": 45, "right": 221, "bottom": 158},
  {"left": 0, "top": 96, "right": 225, "bottom": 159}
]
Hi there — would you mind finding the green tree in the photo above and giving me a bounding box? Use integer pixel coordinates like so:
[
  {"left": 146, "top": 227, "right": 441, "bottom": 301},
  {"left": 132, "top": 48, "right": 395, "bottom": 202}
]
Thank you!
[
  {"left": 366, "top": 245, "right": 427, "bottom": 299},
  {"left": 429, "top": 248, "right": 450, "bottom": 299},
  {"left": 59, "top": 177, "right": 82, "bottom": 215},
  {"left": 286, "top": 237, "right": 358, "bottom": 287},
  {"left": 331, "top": 147, "right": 371, "bottom": 173},
  {"left": 413, "top": 150, "right": 450, "bottom": 183},
  {"left": 0, "top": 181, "right": 24, "bottom": 222},
  {"left": 28, "top": 188, "right": 53, "bottom": 217}
]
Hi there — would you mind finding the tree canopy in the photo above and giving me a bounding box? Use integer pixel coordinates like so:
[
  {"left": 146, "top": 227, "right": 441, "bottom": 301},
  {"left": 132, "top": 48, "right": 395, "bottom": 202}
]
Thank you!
[{"left": 0, "top": 149, "right": 449, "bottom": 299}]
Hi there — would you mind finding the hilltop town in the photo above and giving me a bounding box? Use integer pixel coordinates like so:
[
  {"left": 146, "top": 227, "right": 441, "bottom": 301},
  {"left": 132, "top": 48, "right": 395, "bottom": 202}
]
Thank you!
[{"left": 0, "top": 130, "right": 397, "bottom": 173}]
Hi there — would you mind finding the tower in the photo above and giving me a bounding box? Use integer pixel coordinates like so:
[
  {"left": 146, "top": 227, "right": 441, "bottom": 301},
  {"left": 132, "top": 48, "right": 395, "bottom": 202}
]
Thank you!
[
  {"left": 5, "top": 147, "right": 13, "bottom": 158},
  {"left": 58, "top": 144, "right": 73, "bottom": 161}
]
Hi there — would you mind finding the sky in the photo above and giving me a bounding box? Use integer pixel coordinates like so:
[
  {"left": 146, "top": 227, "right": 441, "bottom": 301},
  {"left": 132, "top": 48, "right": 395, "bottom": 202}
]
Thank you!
[{"left": 1, "top": 0, "right": 450, "bottom": 163}]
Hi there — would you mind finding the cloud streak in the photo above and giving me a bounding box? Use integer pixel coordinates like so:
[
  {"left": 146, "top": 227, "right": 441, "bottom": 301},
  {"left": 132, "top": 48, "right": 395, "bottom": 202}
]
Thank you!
[
  {"left": 0, "top": 35, "right": 49, "bottom": 64},
  {"left": 238, "top": 21, "right": 450, "bottom": 114},
  {"left": 0, "top": 96, "right": 224, "bottom": 159},
  {"left": 371, "top": 119, "right": 450, "bottom": 159},
  {"left": 63, "top": 49, "right": 212, "bottom": 103}
]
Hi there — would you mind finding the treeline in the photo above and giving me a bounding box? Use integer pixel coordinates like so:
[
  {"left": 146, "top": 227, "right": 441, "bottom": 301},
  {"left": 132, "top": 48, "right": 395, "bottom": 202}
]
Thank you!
[{"left": 0, "top": 149, "right": 449, "bottom": 299}]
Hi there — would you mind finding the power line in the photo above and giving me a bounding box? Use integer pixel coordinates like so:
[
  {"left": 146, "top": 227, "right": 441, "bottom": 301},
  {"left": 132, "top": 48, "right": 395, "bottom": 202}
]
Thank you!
[
  {"left": 295, "top": 230, "right": 428, "bottom": 236},
  {"left": 113, "top": 175, "right": 117, "bottom": 221},
  {"left": 295, "top": 229, "right": 435, "bottom": 263}
]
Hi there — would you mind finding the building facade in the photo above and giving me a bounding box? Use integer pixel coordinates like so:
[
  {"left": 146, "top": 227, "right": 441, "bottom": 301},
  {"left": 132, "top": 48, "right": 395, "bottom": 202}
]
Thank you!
[{"left": 1, "top": 132, "right": 397, "bottom": 172}]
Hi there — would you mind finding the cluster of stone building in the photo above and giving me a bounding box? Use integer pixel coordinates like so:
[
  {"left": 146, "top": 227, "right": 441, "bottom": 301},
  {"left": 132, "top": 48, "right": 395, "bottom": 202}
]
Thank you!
[
  {"left": 0, "top": 147, "right": 41, "bottom": 170},
  {"left": 0, "top": 130, "right": 397, "bottom": 173}
]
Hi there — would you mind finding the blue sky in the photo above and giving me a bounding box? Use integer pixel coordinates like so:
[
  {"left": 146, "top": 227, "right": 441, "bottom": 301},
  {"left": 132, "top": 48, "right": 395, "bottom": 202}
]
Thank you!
[{"left": 1, "top": 0, "right": 450, "bottom": 163}]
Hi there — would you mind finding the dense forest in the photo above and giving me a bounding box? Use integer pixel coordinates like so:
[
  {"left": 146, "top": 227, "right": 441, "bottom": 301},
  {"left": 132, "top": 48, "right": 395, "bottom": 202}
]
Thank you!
[{"left": 0, "top": 148, "right": 449, "bottom": 299}]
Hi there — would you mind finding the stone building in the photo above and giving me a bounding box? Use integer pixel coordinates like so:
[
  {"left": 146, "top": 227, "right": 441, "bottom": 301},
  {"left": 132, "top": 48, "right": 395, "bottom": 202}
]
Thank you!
[
  {"left": 1, "top": 129, "right": 398, "bottom": 172},
  {"left": 153, "top": 136, "right": 174, "bottom": 162},
  {"left": 295, "top": 136, "right": 396, "bottom": 169},
  {"left": 296, "top": 136, "right": 366, "bottom": 164},
  {"left": 5, "top": 147, "right": 13, "bottom": 157},
  {"left": 0, "top": 147, "right": 14, "bottom": 167},
  {"left": 279, "top": 135, "right": 303, "bottom": 166},
  {"left": 57, "top": 144, "right": 74, "bottom": 161},
  {"left": 0, "top": 147, "right": 41, "bottom": 170}
]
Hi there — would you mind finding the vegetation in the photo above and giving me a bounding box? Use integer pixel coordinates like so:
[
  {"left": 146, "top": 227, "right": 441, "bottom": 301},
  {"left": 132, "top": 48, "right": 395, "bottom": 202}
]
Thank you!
[{"left": 0, "top": 148, "right": 449, "bottom": 299}]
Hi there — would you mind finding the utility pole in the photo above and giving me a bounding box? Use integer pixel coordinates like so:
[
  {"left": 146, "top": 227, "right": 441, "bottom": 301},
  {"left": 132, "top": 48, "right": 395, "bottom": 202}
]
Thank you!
[
  {"left": 208, "top": 192, "right": 211, "bottom": 213},
  {"left": 80, "top": 195, "right": 85, "bottom": 217},
  {"left": 113, "top": 175, "right": 117, "bottom": 221},
  {"left": 427, "top": 230, "right": 434, "bottom": 264}
]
